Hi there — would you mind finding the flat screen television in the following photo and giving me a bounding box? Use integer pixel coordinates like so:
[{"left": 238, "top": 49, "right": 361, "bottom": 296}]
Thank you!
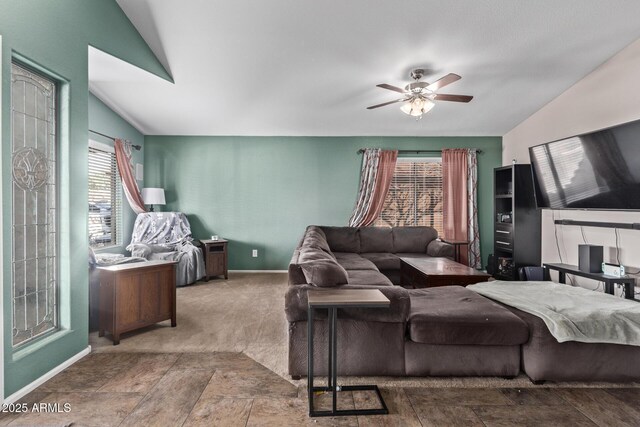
[{"left": 529, "top": 119, "right": 640, "bottom": 210}]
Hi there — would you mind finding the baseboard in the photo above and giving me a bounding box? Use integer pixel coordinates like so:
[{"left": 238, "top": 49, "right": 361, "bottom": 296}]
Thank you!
[
  {"left": 3, "top": 345, "right": 91, "bottom": 404},
  {"left": 228, "top": 270, "right": 287, "bottom": 273}
]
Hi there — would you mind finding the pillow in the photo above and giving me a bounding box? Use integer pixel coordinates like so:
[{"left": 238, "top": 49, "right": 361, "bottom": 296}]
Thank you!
[
  {"left": 300, "top": 259, "right": 349, "bottom": 287},
  {"left": 306, "top": 225, "right": 327, "bottom": 240},
  {"left": 298, "top": 247, "right": 334, "bottom": 263},
  {"left": 302, "top": 230, "right": 334, "bottom": 258}
]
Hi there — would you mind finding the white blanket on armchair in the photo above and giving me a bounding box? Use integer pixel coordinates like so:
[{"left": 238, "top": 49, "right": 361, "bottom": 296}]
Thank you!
[
  {"left": 467, "top": 281, "right": 640, "bottom": 346},
  {"left": 126, "top": 212, "right": 205, "bottom": 286}
]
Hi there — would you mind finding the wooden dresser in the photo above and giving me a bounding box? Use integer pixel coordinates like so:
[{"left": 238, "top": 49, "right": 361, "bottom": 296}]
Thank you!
[{"left": 97, "top": 260, "right": 177, "bottom": 345}]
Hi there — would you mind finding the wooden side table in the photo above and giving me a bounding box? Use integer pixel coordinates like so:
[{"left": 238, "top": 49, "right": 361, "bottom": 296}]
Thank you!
[
  {"left": 440, "top": 239, "right": 469, "bottom": 264},
  {"left": 97, "top": 260, "right": 177, "bottom": 345},
  {"left": 200, "top": 238, "right": 228, "bottom": 280},
  {"left": 307, "top": 289, "right": 390, "bottom": 417}
]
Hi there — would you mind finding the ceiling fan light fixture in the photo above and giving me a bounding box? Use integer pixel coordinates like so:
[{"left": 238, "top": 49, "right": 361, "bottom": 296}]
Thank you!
[{"left": 400, "top": 97, "right": 434, "bottom": 117}]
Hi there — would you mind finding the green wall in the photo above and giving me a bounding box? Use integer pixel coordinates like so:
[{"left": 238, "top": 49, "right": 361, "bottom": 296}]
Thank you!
[
  {"left": 88, "top": 93, "right": 144, "bottom": 255},
  {"left": 144, "top": 136, "right": 501, "bottom": 270},
  {"left": 0, "top": 0, "right": 168, "bottom": 397}
]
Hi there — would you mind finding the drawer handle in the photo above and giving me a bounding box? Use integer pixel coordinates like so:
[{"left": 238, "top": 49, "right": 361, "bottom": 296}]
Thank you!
[
  {"left": 496, "top": 230, "right": 510, "bottom": 234},
  {"left": 496, "top": 240, "right": 511, "bottom": 246}
]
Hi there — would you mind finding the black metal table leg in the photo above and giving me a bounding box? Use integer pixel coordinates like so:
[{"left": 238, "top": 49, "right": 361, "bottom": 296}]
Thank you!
[
  {"left": 605, "top": 282, "right": 614, "bottom": 295},
  {"left": 330, "top": 307, "right": 337, "bottom": 412},
  {"left": 308, "top": 305, "right": 389, "bottom": 417},
  {"left": 625, "top": 282, "right": 635, "bottom": 300},
  {"left": 307, "top": 305, "right": 314, "bottom": 415},
  {"left": 327, "top": 308, "right": 333, "bottom": 390}
]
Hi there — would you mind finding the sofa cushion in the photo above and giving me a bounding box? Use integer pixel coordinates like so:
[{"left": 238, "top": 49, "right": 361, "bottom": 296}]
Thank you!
[
  {"left": 333, "top": 252, "right": 378, "bottom": 270},
  {"left": 298, "top": 247, "right": 334, "bottom": 263},
  {"left": 288, "top": 249, "right": 306, "bottom": 285},
  {"left": 408, "top": 286, "right": 529, "bottom": 346},
  {"left": 380, "top": 269, "right": 401, "bottom": 286},
  {"left": 306, "top": 225, "right": 327, "bottom": 239},
  {"left": 360, "top": 253, "right": 401, "bottom": 271},
  {"left": 359, "top": 227, "right": 394, "bottom": 253},
  {"left": 320, "top": 226, "right": 360, "bottom": 253},
  {"left": 346, "top": 270, "right": 394, "bottom": 287},
  {"left": 300, "top": 259, "right": 349, "bottom": 287},
  {"left": 427, "top": 239, "right": 455, "bottom": 258},
  {"left": 302, "top": 227, "right": 334, "bottom": 258},
  {"left": 392, "top": 226, "right": 438, "bottom": 253}
]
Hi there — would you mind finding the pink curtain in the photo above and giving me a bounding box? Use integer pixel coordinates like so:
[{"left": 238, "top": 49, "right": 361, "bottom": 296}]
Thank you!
[
  {"left": 443, "top": 149, "right": 469, "bottom": 265},
  {"left": 114, "top": 139, "right": 147, "bottom": 214},
  {"left": 442, "top": 148, "right": 481, "bottom": 268},
  {"left": 349, "top": 149, "right": 398, "bottom": 227}
]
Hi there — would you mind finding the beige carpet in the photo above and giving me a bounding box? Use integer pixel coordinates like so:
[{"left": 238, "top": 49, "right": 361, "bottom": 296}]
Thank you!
[{"left": 91, "top": 272, "right": 639, "bottom": 389}]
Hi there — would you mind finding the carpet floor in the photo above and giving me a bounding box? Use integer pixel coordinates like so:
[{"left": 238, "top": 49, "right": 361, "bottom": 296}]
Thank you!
[{"left": 91, "top": 273, "right": 639, "bottom": 389}]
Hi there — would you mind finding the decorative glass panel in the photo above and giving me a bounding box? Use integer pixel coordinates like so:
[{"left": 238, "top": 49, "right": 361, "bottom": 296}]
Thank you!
[{"left": 11, "top": 62, "right": 58, "bottom": 346}]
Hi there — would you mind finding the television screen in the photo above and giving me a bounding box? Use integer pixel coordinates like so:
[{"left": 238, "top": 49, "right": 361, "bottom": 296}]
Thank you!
[{"left": 529, "top": 119, "right": 640, "bottom": 210}]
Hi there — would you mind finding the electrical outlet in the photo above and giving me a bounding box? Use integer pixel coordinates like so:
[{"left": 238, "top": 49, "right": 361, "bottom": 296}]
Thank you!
[{"left": 252, "top": 249, "right": 258, "bottom": 258}]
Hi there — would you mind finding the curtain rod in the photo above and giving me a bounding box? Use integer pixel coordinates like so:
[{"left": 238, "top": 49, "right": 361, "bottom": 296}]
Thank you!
[
  {"left": 356, "top": 148, "right": 482, "bottom": 155},
  {"left": 89, "top": 129, "right": 141, "bottom": 151}
]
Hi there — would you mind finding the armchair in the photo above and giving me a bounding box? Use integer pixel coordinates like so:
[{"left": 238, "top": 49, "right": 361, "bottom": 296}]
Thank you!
[{"left": 126, "top": 212, "right": 205, "bottom": 286}]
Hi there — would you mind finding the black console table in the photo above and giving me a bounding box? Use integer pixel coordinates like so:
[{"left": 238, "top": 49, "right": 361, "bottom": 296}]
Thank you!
[
  {"left": 543, "top": 263, "right": 636, "bottom": 300},
  {"left": 307, "top": 289, "right": 390, "bottom": 417}
]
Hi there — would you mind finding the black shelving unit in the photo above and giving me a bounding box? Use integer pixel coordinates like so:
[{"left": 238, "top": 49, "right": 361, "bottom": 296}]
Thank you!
[{"left": 493, "top": 165, "right": 541, "bottom": 280}]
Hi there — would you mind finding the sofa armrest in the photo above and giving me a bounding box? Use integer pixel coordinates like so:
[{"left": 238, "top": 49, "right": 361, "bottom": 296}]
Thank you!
[
  {"left": 285, "top": 284, "right": 410, "bottom": 323},
  {"left": 427, "top": 239, "right": 454, "bottom": 258}
]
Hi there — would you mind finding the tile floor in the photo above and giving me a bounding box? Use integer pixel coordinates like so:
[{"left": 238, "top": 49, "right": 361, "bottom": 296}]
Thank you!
[{"left": 2, "top": 351, "right": 639, "bottom": 426}]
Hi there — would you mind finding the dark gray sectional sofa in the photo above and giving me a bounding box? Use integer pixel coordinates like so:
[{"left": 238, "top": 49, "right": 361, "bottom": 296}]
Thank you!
[
  {"left": 286, "top": 225, "right": 640, "bottom": 382},
  {"left": 288, "top": 225, "right": 454, "bottom": 287},
  {"left": 286, "top": 225, "right": 529, "bottom": 378}
]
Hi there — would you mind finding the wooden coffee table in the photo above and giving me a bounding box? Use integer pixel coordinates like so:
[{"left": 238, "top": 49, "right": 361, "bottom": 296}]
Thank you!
[{"left": 400, "top": 257, "right": 490, "bottom": 288}]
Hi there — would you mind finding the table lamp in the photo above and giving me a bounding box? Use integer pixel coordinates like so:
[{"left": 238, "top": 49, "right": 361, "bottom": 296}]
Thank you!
[{"left": 141, "top": 187, "right": 166, "bottom": 212}]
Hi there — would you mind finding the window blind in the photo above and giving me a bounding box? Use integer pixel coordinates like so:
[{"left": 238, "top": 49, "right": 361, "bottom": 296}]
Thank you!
[
  {"left": 88, "top": 143, "right": 122, "bottom": 248},
  {"left": 374, "top": 158, "right": 443, "bottom": 234}
]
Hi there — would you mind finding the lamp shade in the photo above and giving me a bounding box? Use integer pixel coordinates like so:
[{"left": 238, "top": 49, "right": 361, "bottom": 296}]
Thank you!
[
  {"left": 401, "top": 98, "right": 435, "bottom": 117},
  {"left": 141, "top": 188, "right": 166, "bottom": 205}
]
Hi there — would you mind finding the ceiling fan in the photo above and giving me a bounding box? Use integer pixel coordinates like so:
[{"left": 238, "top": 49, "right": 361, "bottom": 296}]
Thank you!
[{"left": 367, "top": 69, "right": 473, "bottom": 119}]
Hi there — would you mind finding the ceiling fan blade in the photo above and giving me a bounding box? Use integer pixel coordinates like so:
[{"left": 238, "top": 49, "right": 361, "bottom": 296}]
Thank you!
[
  {"left": 366, "top": 98, "right": 407, "bottom": 109},
  {"left": 427, "top": 73, "right": 461, "bottom": 91},
  {"left": 376, "top": 84, "right": 407, "bottom": 94},
  {"left": 434, "top": 94, "right": 473, "bottom": 103}
]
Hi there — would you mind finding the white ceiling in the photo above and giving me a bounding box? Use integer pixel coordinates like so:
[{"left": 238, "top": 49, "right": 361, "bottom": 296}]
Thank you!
[{"left": 88, "top": 0, "right": 640, "bottom": 136}]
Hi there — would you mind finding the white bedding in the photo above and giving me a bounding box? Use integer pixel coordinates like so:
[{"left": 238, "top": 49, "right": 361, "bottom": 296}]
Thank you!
[{"left": 467, "top": 280, "right": 640, "bottom": 346}]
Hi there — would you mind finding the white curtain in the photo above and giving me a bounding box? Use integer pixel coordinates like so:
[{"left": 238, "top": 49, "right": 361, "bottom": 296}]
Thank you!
[{"left": 467, "top": 149, "right": 481, "bottom": 269}]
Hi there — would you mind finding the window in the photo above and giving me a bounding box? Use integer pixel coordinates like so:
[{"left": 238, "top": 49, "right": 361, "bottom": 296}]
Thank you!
[
  {"left": 374, "top": 157, "right": 443, "bottom": 235},
  {"left": 88, "top": 141, "right": 122, "bottom": 248},
  {"left": 11, "top": 61, "right": 58, "bottom": 346}
]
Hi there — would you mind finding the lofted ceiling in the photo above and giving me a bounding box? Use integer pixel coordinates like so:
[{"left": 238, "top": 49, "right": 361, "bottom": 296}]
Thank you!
[{"left": 88, "top": 0, "right": 640, "bottom": 136}]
